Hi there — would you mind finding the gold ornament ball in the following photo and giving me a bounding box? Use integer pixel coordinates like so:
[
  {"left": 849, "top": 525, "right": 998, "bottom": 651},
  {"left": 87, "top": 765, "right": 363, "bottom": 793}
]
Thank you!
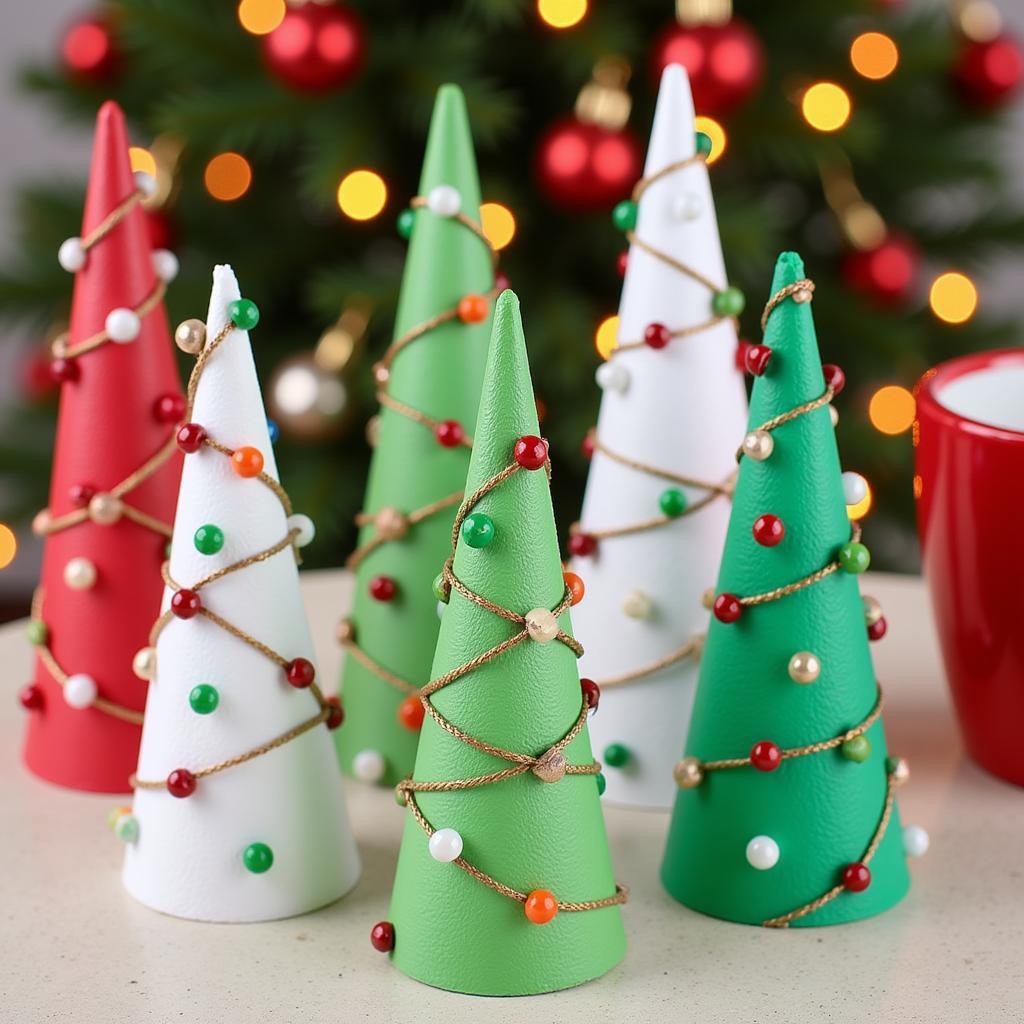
[
  {"left": 863, "top": 594, "right": 883, "bottom": 627},
  {"left": 742, "top": 429, "right": 774, "bottom": 461},
  {"left": 374, "top": 506, "right": 409, "bottom": 541},
  {"left": 174, "top": 318, "right": 207, "bottom": 355},
  {"left": 365, "top": 415, "right": 381, "bottom": 448},
  {"left": 88, "top": 492, "right": 123, "bottom": 526},
  {"left": 673, "top": 756, "right": 704, "bottom": 789},
  {"left": 132, "top": 646, "right": 157, "bottom": 681},
  {"left": 701, "top": 587, "right": 715, "bottom": 610},
  {"left": 622, "top": 588, "right": 653, "bottom": 619},
  {"left": 532, "top": 748, "right": 568, "bottom": 784},
  {"left": 63, "top": 556, "right": 97, "bottom": 590},
  {"left": 32, "top": 509, "right": 52, "bottom": 536},
  {"left": 788, "top": 650, "right": 821, "bottom": 684},
  {"left": 891, "top": 757, "right": 910, "bottom": 787},
  {"left": 793, "top": 287, "right": 813, "bottom": 304},
  {"left": 525, "top": 607, "right": 559, "bottom": 644},
  {"left": 335, "top": 617, "right": 355, "bottom": 646}
]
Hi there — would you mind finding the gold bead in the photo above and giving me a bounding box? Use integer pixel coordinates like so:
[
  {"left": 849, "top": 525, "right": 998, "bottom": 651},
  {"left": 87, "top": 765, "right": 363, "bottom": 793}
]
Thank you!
[
  {"left": 374, "top": 505, "right": 409, "bottom": 541},
  {"left": 673, "top": 756, "right": 704, "bottom": 789},
  {"left": 132, "top": 646, "right": 157, "bottom": 681},
  {"left": 88, "top": 492, "right": 123, "bottom": 525},
  {"left": 365, "top": 415, "right": 381, "bottom": 448},
  {"left": 793, "top": 287, "right": 813, "bottom": 304},
  {"left": 51, "top": 336, "right": 69, "bottom": 359},
  {"left": 525, "top": 607, "right": 559, "bottom": 643},
  {"left": 335, "top": 617, "right": 355, "bottom": 646},
  {"left": 32, "top": 509, "right": 52, "bottom": 536},
  {"left": 701, "top": 587, "right": 715, "bottom": 610},
  {"left": 532, "top": 748, "right": 568, "bottom": 784},
  {"left": 741, "top": 429, "right": 774, "bottom": 461},
  {"left": 862, "top": 595, "right": 883, "bottom": 627},
  {"left": 372, "top": 362, "right": 390, "bottom": 386},
  {"left": 622, "top": 588, "right": 652, "bottom": 619},
  {"left": 788, "top": 650, "right": 821, "bottom": 684},
  {"left": 891, "top": 757, "right": 910, "bottom": 787},
  {"left": 174, "top": 318, "right": 207, "bottom": 355}
]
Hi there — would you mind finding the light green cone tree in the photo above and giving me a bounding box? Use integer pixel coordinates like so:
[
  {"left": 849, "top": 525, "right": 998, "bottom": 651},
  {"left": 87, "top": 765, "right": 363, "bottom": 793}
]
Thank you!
[
  {"left": 661, "top": 252, "right": 910, "bottom": 927},
  {"left": 384, "top": 291, "right": 626, "bottom": 994},
  {"left": 337, "top": 84, "right": 495, "bottom": 786}
]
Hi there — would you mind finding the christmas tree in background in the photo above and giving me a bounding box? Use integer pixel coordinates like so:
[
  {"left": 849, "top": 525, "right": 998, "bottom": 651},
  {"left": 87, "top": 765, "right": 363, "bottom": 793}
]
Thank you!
[
  {"left": 122, "top": 265, "right": 359, "bottom": 922},
  {"left": 661, "top": 251, "right": 919, "bottom": 927},
  {"left": 571, "top": 64, "right": 748, "bottom": 810},
  {"left": 335, "top": 83, "right": 496, "bottom": 787},
  {"left": 378, "top": 290, "right": 626, "bottom": 995},
  {"left": 20, "top": 100, "right": 182, "bottom": 793}
]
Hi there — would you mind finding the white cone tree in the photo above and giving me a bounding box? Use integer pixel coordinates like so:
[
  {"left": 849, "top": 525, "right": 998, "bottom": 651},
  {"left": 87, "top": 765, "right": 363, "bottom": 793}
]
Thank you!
[
  {"left": 122, "top": 265, "right": 360, "bottom": 922},
  {"left": 571, "top": 65, "right": 749, "bottom": 809}
]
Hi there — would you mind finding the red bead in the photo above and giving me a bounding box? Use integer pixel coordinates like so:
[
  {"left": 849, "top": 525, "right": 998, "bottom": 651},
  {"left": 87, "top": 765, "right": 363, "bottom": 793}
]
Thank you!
[
  {"left": 49, "top": 357, "right": 79, "bottom": 384},
  {"left": 154, "top": 393, "right": 186, "bottom": 424},
  {"left": 568, "top": 532, "right": 597, "bottom": 557},
  {"left": 581, "top": 678, "right": 600, "bottom": 712},
  {"left": 369, "top": 575, "right": 398, "bottom": 602},
  {"left": 457, "top": 294, "right": 489, "bottom": 324},
  {"left": 494, "top": 271, "right": 511, "bottom": 293},
  {"left": 744, "top": 344, "right": 773, "bottom": 377},
  {"left": 514, "top": 435, "right": 548, "bottom": 470},
  {"left": 69, "top": 483, "right": 96, "bottom": 508},
  {"left": 713, "top": 593, "right": 742, "bottom": 623},
  {"left": 397, "top": 695, "right": 425, "bottom": 731},
  {"left": 616, "top": 250, "right": 629, "bottom": 277},
  {"left": 644, "top": 322, "right": 672, "bottom": 350},
  {"left": 750, "top": 740, "right": 782, "bottom": 772},
  {"left": 170, "top": 588, "right": 202, "bottom": 619},
  {"left": 176, "top": 422, "right": 207, "bottom": 454},
  {"left": 286, "top": 657, "right": 316, "bottom": 688},
  {"left": 166, "top": 768, "right": 197, "bottom": 798},
  {"left": 325, "top": 696, "right": 344, "bottom": 730},
  {"left": 581, "top": 430, "right": 596, "bottom": 459},
  {"left": 823, "top": 364, "right": 846, "bottom": 395},
  {"left": 435, "top": 420, "right": 465, "bottom": 448},
  {"left": 868, "top": 617, "right": 888, "bottom": 642},
  {"left": 19, "top": 684, "right": 45, "bottom": 711},
  {"left": 370, "top": 921, "right": 395, "bottom": 952},
  {"left": 734, "top": 339, "right": 753, "bottom": 372},
  {"left": 752, "top": 514, "right": 785, "bottom": 547},
  {"left": 842, "top": 862, "right": 872, "bottom": 892}
]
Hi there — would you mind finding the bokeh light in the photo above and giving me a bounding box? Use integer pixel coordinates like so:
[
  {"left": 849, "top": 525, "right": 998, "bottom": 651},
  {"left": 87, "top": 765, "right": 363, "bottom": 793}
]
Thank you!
[
  {"left": 869, "top": 385, "right": 916, "bottom": 435},
  {"left": 204, "top": 152, "right": 253, "bottom": 202},
  {"left": 0, "top": 523, "right": 16, "bottom": 570},
  {"left": 480, "top": 202, "right": 517, "bottom": 250},
  {"left": 694, "top": 115, "right": 727, "bottom": 164},
  {"left": 847, "top": 478, "right": 873, "bottom": 520},
  {"left": 850, "top": 32, "right": 899, "bottom": 80},
  {"left": 336, "top": 170, "right": 387, "bottom": 221},
  {"left": 537, "top": 0, "right": 588, "bottom": 29},
  {"left": 595, "top": 315, "right": 619, "bottom": 360},
  {"left": 929, "top": 271, "right": 978, "bottom": 323},
  {"left": 801, "top": 82, "right": 852, "bottom": 132},
  {"left": 128, "top": 147, "right": 156, "bottom": 177},
  {"left": 237, "top": 0, "right": 286, "bottom": 35}
]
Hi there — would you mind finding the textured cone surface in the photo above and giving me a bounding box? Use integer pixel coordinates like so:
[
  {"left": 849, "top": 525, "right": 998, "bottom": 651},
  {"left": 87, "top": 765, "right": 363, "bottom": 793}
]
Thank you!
[
  {"left": 24, "top": 100, "right": 182, "bottom": 793},
  {"left": 574, "top": 64, "right": 748, "bottom": 809},
  {"left": 389, "top": 291, "right": 625, "bottom": 994},
  {"left": 661, "top": 252, "right": 910, "bottom": 926},
  {"left": 123, "top": 266, "right": 359, "bottom": 921},
  {"left": 337, "top": 84, "right": 493, "bottom": 785}
]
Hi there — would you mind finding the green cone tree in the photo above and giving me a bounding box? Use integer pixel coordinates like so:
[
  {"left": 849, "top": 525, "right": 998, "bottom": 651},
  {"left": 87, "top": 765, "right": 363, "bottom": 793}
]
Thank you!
[
  {"left": 382, "top": 290, "right": 626, "bottom": 994},
  {"left": 336, "top": 84, "right": 495, "bottom": 786},
  {"left": 661, "top": 251, "right": 910, "bottom": 927}
]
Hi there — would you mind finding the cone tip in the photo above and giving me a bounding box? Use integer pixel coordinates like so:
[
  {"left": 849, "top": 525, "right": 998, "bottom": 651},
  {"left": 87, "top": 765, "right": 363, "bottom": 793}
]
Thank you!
[
  {"left": 96, "top": 99, "right": 125, "bottom": 129},
  {"left": 658, "top": 61, "right": 692, "bottom": 97},
  {"left": 494, "top": 287, "right": 520, "bottom": 320},
  {"left": 646, "top": 62, "right": 696, "bottom": 173},
  {"left": 774, "top": 250, "right": 807, "bottom": 285}
]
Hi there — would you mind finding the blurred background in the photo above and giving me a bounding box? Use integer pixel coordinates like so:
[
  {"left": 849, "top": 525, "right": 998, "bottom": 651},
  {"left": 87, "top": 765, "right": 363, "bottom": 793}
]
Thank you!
[{"left": 1, "top": 0, "right": 1023, "bottom": 621}]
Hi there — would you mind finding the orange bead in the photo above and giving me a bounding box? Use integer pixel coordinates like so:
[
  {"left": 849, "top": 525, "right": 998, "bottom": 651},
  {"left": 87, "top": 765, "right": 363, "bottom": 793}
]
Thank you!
[
  {"left": 457, "top": 294, "right": 489, "bottom": 324},
  {"left": 524, "top": 889, "right": 558, "bottom": 925},
  {"left": 231, "top": 446, "right": 264, "bottom": 478},
  {"left": 564, "top": 571, "right": 585, "bottom": 606},
  {"left": 397, "top": 695, "right": 425, "bottom": 731}
]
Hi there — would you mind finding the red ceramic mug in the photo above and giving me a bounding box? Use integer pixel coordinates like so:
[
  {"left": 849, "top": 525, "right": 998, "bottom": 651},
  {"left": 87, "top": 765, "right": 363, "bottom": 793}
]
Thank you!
[{"left": 915, "top": 348, "right": 1024, "bottom": 787}]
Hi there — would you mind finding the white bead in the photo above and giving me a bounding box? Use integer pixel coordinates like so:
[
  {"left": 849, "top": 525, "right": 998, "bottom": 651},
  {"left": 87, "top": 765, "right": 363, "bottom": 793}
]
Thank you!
[
  {"left": 352, "top": 748, "right": 386, "bottom": 783},
  {"left": 64, "top": 673, "right": 98, "bottom": 709},
  {"left": 426, "top": 184, "right": 461, "bottom": 217},
  {"left": 105, "top": 307, "right": 141, "bottom": 343},
  {"left": 830, "top": 405, "right": 840, "bottom": 428},
  {"left": 58, "top": 237, "right": 86, "bottom": 273},
  {"left": 287, "top": 513, "right": 316, "bottom": 547},
  {"left": 428, "top": 827, "right": 464, "bottom": 863},
  {"left": 622, "top": 588, "right": 652, "bottom": 619},
  {"left": 525, "top": 607, "right": 559, "bottom": 643},
  {"left": 63, "top": 556, "right": 97, "bottom": 590},
  {"left": 842, "top": 471, "right": 868, "bottom": 506},
  {"left": 134, "top": 170, "right": 156, "bottom": 198},
  {"left": 903, "top": 824, "right": 930, "bottom": 858},
  {"left": 670, "top": 192, "right": 702, "bottom": 221},
  {"left": 595, "top": 361, "right": 630, "bottom": 394},
  {"left": 437, "top": 601, "right": 446, "bottom": 620},
  {"left": 745, "top": 835, "right": 780, "bottom": 870},
  {"left": 151, "top": 248, "right": 179, "bottom": 283}
]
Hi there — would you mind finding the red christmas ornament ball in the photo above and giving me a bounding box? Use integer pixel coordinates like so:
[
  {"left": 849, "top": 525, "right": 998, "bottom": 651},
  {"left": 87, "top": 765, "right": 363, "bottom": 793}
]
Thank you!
[
  {"left": 568, "top": 532, "right": 597, "bottom": 558},
  {"left": 842, "top": 862, "right": 872, "bottom": 892},
  {"left": 146, "top": 209, "right": 176, "bottom": 252},
  {"left": 750, "top": 740, "right": 782, "bottom": 772},
  {"left": 176, "top": 422, "right": 207, "bottom": 454},
  {"left": 170, "top": 588, "right": 202, "bottom": 620},
  {"left": 713, "top": 592, "right": 742, "bottom": 624},
  {"left": 581, "top": 428, "right": 596, "bottom": 460},
  {"left": 166, "top": 768, "right": 197, "bottom": 798},
  {"left": 744, "top": 343, "right": 773, "bottom": 377},
  {"left": 954, "top": 33, "right": 1024, "bottom": 107},
  {"left": 154, "top": 392, "right": 186, "bottom": 425},
  {"left": 644, "top": 322, "right": 672, "bottom": 350},
  {"left": 369, "top": 575, "right": 398, "bottom": 602},
  {"left": 734, "top": 339, "right": 753, "bottom": 373},
  {"left": 263, "top": 2, "right": 365, "bottom": 94},
  {"left": 370, "top": 921, "right": 395, "bottom": 952},
  {"left": 752, "top": 513, "right": 785, "bottom": 547},
  {"left": 69, "top": 483, "right": 96, "bottom": 508},
  {"left": 61, "top": 13, "right": 119, "bottom": 84},
  {"left": 325, "top": 696, "right": 345, "bottom": 730},
  {"left": 21, "top": 350, "right": 58, "bottom": 402},
  {"left": 823, "top": 363, "right": 846, "bottom": 395},
  {"left": 49, "top": 357, "right": 79, "bottom": 385},
  {"left": 286, "top": 657, "right": 316, "bottom": 689},
  {"left": 841, "top": 234, "right": 920, "bottom": 306},
  {"left": 868, "top": 616, "right": 888, "bottom": 642},
  {"left": 514, "top": 435, "right": 548, "bottom": 470},
  {"left": 616, "top": 250, "right": 629, "bottom": 277},
  {"left": 19, "top": 684, "right": 45, "bottom": 711},
  {"left": 435, "top": 419, "right": 465, "bottom": 448},
  {"left": 581, "top": 678, "right": 601, "bottom": 711}
]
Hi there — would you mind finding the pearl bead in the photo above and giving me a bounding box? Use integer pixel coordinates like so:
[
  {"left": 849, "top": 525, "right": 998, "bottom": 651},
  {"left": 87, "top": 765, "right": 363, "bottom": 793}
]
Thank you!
[
  {"left": 366, "top": 415, "right": 381, "bottom": 447},
  {"left": 903, "top": 824, "right": 929, "bottom": 858},
  {"left": 372, "top": 362, "right": 390, "bottom": 385},
  {"left": 428, "top": 827, "right": 464, "bottom": 863},
  {"left": 622, "top": 588, "right": 652, "bottom": 619},
  {"left": 426, "top": 184, "right": 462, "bottom": 216},
  {"left": 134, "top": 169, "right": 156, "bottom": 197},
  {"left": 174, "top": 318, "right": 207, "bottom": 355},
  {"left": 151, "top": 248, "right": 179, "bottom": 283},
  {"left": 701, "top": 587, "right": 715, "bottom": 610},
  {"left": 437, "top": 601, "right": 446, "bottom": 619},
  {"left": 741, "top": 430, "right": 774, "bottom": 461},
  {"left": 88, "top": 492, "right": 123, "bottom": 525},
  {"left": 862, "top": 595, "right": 883, "bottom": 627},
  {"left": 674, "top": 756, "right": 704, "bottom": 788},
  {"left": 32, "top": 510, "right": 52, "bottom": 536},
  {"left": 595, "top": 361, "right": 630, "bottom": 393},
  {"left": 114, "top": 814, "right": 139, "bottom": 843},
  {"left": 105, "top": 307, "right": 141, "bottom": 343},
  {"left": 64, "top": 672, "right": 98, "bottom": 709},
  {"left": 525, "top": 607, "right": 559, "bottom": 643},
  {"left": 287, "top": 513, "right": 316, "bottom": 547},
  {"left": 888, "top": 756, "right": 910, "bottom": 786},
  {"left": 353, "top": 748, "right": 386, "bottom": 783},
  {"left": 745, "top": 835, "right": 780, "bottom": 870},
  {"left": 373, "top": 505, "right": 408, "bottom": 541},
  {"left": 830, "top": 405, "right": 840, "bottom": 427},
  {"left": 532, "top": 747, "right": 568, "bottom": 783},
  {"left": 335, "top": 617, "right": 355, "bottom": 645},
  {"left": 671, "top": 191, "right": 702, "bottom": 220},
  {"left": 842, "top": 471, "right": 868, "bottom": 505},
  {"left": 132, "top": 646, "right": 157, "bottom": 681},
  {"left": 788, "top": 651, "right": 820, "bottom": 684},
  {"left": 64, "top": 556, "right": 97, "bottom": 590},
  {"left": 58, "top": 237, "right": 86, "bottom": 272}
]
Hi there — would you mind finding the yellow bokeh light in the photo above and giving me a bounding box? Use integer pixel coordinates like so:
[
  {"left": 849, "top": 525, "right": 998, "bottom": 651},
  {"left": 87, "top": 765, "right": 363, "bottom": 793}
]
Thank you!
[
  {"left": 869, "top": 385, "right": 916, "bottom": 435},
  {"left": 847, "top": 480, "right": 873, "bottom": 521},
  {"left": 850, "top": 32, "right": 899, "bottom": 80},
  {"left": 801, "top": 82, "right": 852, "bottom": 132},
  {"left": 929, "top": 271, "right": 978, "bottom": 324},
  {"left": 595, "top": 315, "right": 619, "bottom": 360},
  {"left": 204, "top": 152, "right": 252, "bottom": 202},
  {"left": 0, "top": 523, "right": 16, "bottom": 570},
  {"left": 336, "top": 170, "right": 388, "bottom": 221},
  {"left": 237, "top": 0, "right": 285, "bottom": 35},
  {"left": 695, "top": 115, "right": 727, "bottom": 165},
  {"left": 537, "top": 0, "right": 588, "bottom": 29},
  {"left": 128, "top": 147, "right": 156, "bottom": 177},
  {"left": 480, "top": 202, "right": 517, "bottom": 250}
]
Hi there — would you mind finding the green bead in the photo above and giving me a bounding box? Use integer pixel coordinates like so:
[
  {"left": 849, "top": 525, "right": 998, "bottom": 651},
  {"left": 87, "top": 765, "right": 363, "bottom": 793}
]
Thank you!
[
  {"left": 228, "top": 298, "right": 260, "bottom": 331},
  {"left": 243, "top": 841, "right": 274, "bottom": 874},
  {"left": 396, "top": 208, "right": 415, "bottom": 240},
  {"left": 164, "top": 541, "right": 172, "bottom": 558},
  {"left": 695, "top": 130, "right": 713, "bottom": 156},
  {"left": 432, "top": 572, "right": 449, "bottom": 604},
  {"left": 712, "top": 286, "right": 746, "bottom": 317},
  {"left": 25, "top": 620, "right": 48, "bottom": 646},
  {"left": 596, "top": 772, "right": 607, "bottom": 796},
  {"left": 603, "top": 743, "right": 631, "bottom": 768},
  {"left": 839, "top": 541, "right": 871, "bottom": 574},
  {"left": 106, "top": 806, "right": 129, "bottom": 831},
  {"left": 659, "top": 488, "right": 688, "bottom": 518},
  {"left": 114, "top": 814, "right": 139, "bottom": 843},
  {"left": 460, "top": 512, "right": 495, "bottom": 549},
  {"left": 841, "top": 734, "right": 872, "bottom": 763},
  {"left": 189, "top": 684, "right": 220, "bottom": 715},
  {"left": 194, "top": 523, "right": 225, "bottom": 555},
  {"left": 611, "top": 199, "right": 638, "bottom": 233}
]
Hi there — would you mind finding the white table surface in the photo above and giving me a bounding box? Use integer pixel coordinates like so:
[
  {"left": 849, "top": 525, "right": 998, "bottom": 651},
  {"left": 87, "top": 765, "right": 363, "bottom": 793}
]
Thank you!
[{"left": 1, "top": 570, "right": 1022, "bottom": 1023}]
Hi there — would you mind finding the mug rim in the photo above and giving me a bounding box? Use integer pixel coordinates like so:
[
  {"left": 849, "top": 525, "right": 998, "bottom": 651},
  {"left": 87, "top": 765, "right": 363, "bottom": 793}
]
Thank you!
[{"left": 916, "top": 347, "right": 1024, "bottom": 444}]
